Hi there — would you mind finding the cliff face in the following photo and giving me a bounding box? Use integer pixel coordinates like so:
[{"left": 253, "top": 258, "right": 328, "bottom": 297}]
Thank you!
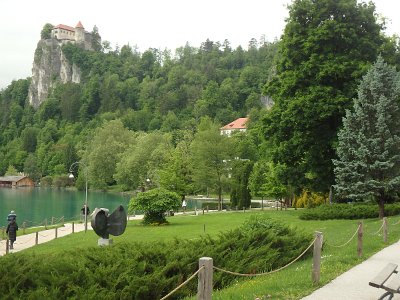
[{"left": 28, "top": 39, "right": 81, "bottom": 109}]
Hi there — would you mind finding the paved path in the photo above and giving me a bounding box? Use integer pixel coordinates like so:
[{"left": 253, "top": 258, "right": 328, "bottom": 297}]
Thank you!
[
  {"left": 0, "top": 215, "right": 146, "bottom": 256},
  {"left": 302, "top": 240, "right": 400, "bottom": 300},
  {"left": 0, "top": 222, "right": 88, "bottom": 256}
]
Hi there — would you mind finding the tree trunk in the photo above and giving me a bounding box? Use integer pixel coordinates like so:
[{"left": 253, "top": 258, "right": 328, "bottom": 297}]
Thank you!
[
  {"left": 378, "top": 197, "right": 385, "bottom": 219},
  {"left": 218, "top": 186, "right": 222, "bottom": 211}
]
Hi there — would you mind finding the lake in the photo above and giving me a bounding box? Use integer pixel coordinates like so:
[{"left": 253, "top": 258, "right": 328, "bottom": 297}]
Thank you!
[{"left": 0, "top": 187, "right": 131, "bottom": 228}]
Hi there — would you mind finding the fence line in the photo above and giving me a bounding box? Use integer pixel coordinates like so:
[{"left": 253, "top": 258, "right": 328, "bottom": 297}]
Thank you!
[
  {"left": 369, "top": 219, "right": 385, "bottom": 235},
  {"left": 325, "top": 224, "right": 360, "bottom": 248},
  {"left": 160, "top": 266, "right": 204, "bottom": 300},
  {"left": 213, "top": 237, "right": 316, "bottom": 277}
]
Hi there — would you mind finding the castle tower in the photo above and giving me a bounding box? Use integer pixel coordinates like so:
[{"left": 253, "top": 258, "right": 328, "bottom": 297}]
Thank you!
[{"left": 75, "top": 21, "right": 85, "bottom": 43}]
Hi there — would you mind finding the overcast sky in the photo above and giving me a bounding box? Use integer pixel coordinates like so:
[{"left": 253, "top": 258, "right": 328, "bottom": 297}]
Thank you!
[{"left": 0, "top": 0, "right": 399, "bottom": 90}]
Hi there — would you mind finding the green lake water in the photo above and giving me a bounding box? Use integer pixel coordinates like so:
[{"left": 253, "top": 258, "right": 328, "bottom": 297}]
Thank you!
[{"left": 0, "top": 187, "right": 130, "bottom": 228}]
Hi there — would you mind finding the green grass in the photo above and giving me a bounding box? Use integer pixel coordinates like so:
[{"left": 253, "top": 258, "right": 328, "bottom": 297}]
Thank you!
[{"left": 10, "top": 209, "right": 400, "bottom": 299}]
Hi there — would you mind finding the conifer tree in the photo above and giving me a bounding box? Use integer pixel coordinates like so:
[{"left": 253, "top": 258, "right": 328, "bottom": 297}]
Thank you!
[{"left": 333, "top": 56, "right": 400, "bottom": 218}]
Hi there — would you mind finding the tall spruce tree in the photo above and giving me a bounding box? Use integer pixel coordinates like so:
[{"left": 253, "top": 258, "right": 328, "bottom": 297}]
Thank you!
[{"left": 333, "top": 56, "right": 400, "bottom": 218}]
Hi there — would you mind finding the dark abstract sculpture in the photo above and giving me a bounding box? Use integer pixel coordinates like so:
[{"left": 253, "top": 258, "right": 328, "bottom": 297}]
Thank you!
[{"left": 91, "top": 205, "right": 127, "bottom": 240}]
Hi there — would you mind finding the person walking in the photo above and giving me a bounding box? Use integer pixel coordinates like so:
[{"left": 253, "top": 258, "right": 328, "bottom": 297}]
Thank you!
[
  {"left": 7, "top": 210, "right": 16, "bottom": 222},
  {"left": 182, "top": 199, "right": 187, "bottom": 213},
  {"left": 81, "top": 204, "right": 90, "bottom": 221},
  {"left": 6, "top": 218, "right": 18, "bottom": 250}
]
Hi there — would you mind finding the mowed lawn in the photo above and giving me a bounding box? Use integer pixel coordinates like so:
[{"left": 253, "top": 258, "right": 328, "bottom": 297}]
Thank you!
[{"left": 18, "top": 209, "right": 400, "bottom": 299}]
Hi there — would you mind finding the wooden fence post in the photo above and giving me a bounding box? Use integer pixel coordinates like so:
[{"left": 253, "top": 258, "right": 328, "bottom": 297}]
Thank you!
[
  {"left": 22, "top": 221, "right": 26, "bottom": 234},
  {"left": 6, "top": 239, "right": 9, "bottom": 254},
  {"left": 55, "top": 227, "right": 58, "bottom": 239},
  {"left": 198, "top": 257, "right": 213, "bottom": 300},
  {"left": 35, "top": 232, "right": 38, "bottom": 245},
  {"left": 243, "top": 206, "right": 245, "bottom": 213},
  {"left": 72, "top": 222, "right": 75, "bottom": 233},
  {"left": 62, "top": 216, "right": 64, "bottom": 226},
  {"left": 312, "top": 231, "right": 323, "bottom": 284},
  {"left": 206, "top": 206, "right": 209, "bottom": 213},
  {"left": 383, "top": 217, "right": 388, "bottom": 244},
  {"left": 357, "top": 222, "right": 363, "bottom": 258},
  {"left": 45, "top": 218, "right": 48, "bottom": 230},
  {"left": 51, "top": 217, "right": 54, "bottom": 225}
]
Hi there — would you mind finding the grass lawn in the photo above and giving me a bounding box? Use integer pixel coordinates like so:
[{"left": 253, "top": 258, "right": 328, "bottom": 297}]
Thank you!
[{"left": 14, "top": 209, "right": 400, "bottom": 299}]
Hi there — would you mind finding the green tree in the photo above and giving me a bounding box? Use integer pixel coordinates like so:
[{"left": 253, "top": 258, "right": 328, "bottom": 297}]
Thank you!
[
  {"left": 230, "top": 159, "right": 253, "bottom": 209},
  {"left": 5, "top": 165, "right": 18, "bottom": 176},
  {"left": 85, "top": 120, "right": 133, "bottom": 189},
  {"left": 158, "top": 131, "right": 194, "bottom": 200},
  {"left": 40, "top": 23, "right": 53, "bottom": 39},
  {"left": 128, "top": 188, "right": 180, "bottom": 225},
  {"left": 23, "top": 154, "right": 41, "bottom": 182},
  {"left": 333, "top": 57, "right": 400, "bottom": 218},
  {"left": 191, "top": 117, "right": 234, "bottom": 210},
  {"left": 114, "top": 131, "right": 171, "bottom": 191},
  {"left": 262, "top": 0, "right": 387, "bottom": 193}
]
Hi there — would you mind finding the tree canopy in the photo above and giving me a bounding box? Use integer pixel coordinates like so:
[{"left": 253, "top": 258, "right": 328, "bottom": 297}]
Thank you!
[
  {"left": 333, "top": 56, "right": 400, "bottom": 217},
  {"left": 262, "top": 0, "right": 391, "bottom": 193}
]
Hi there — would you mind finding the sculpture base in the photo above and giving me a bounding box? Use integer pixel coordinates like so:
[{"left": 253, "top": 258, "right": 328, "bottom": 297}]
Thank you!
[{"left": 98, "top": 238, "right": 113, "bottom": 246}]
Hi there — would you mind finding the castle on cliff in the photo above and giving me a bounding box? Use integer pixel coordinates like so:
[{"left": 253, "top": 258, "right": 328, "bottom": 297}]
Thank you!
[{"left": 50, "top": 21, "right": 100, "bottom": 50}]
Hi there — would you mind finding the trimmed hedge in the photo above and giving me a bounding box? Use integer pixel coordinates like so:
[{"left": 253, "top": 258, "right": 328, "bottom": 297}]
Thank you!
[
  {"left": 0, "top": 217, "right": 312, "bottom": 299},
  {"left": 299, "top": 203, "right": 400, "bottom": 220}
]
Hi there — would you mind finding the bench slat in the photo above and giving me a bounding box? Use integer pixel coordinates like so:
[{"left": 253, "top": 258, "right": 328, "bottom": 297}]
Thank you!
[
  {"left": 369, "top": 263, "right": 398, "bottom": 288},
  {"left": 383, "top": 273, "right": 400, "bottom": 293}
]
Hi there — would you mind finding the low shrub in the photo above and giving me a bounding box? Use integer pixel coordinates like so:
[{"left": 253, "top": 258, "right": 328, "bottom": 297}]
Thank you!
[
  {"left": 299, "top": 203, "right": 400, "bottom": 220},
  {"left": 0, "top": 216, "right": 312, "bottom": 299},
  {"left": 295, "top": 190, "right": 327, "bottom": 208}
]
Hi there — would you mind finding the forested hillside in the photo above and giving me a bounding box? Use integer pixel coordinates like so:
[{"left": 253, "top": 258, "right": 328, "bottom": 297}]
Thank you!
[
  {"left": 1, "top": 0, "right": 400, "bottom": 206},
  {"left": 0, "top": 35, "right": 277, "bottom": 205}
]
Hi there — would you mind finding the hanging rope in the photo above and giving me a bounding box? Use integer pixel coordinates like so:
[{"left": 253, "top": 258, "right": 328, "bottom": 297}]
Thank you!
[
  {"left": 369, "top": 220, "right": 385, "bottom": 236},
  {"left": 159, "top": 266, "right": 204, "bottom": 300},
  {"left": 213, "top": 237, "right": 316, "bottom": 277},
  {"left": 325, "top": 224, "right": 360, "bottom": 248}
]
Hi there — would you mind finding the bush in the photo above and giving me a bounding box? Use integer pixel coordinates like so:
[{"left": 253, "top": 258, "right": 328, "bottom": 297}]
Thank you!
[
  {"left": 299, "top": 203, "right": 400, "bottom": 220},
  {"left": 129, "top": 188, "right": 181, "bottom": 225},
  {"left": 295, "top": 190, "right": 327, "bottom": 208},
  {"left": 0, "top": 216, "right": 312, "bottom": 299},
  {"left": 40, "top": 176, "right": 53, "bottom": 187}
]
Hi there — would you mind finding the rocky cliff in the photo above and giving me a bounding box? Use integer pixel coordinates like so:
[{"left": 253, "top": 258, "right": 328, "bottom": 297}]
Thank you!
[{"left": 28, "top": 39, "right": 81, "bottom": 109}]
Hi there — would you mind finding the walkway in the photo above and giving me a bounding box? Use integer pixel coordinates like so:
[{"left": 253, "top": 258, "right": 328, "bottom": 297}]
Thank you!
[
  {"left": 0, "top": 222, "right": 88, "bottom": 256},
  {"left": 0, "top": 214, "right": 145, "bottom": 256},
  {"left": 302, "top": 240, "right": 400, "bottom": 300}
]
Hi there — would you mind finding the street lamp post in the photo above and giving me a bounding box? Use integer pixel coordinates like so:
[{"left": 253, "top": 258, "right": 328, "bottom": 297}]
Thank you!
[{"left": 69, "top": 161, "right": 88, "bottom": 232}]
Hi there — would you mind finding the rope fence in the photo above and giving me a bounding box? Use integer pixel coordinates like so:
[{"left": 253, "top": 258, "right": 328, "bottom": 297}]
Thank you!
[
  {"left": 2, "top": 211, "right": 400, "bottom": 299},
  {"left": 160, "top": 266, "right": 204, "bottom": 300},
  {"left": 325, "top": 224, "right": 361, "bottom": 248},
  {"left": 159, "top": 215, "right": 400, "bottom": 299},
  {"left": 213, "top": 237, "right": 316, "bottom": 277}
]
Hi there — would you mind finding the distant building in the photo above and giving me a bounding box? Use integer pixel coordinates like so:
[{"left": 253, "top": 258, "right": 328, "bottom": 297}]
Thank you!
[
  {"left": 220, "top": 117, "right": 249, "bottom": 137},
  {"left": 0, "top": 176, "right": 35, "bottom": 188},
  {"left": 51, "top": 21, "right": 100, "bottom": 50}
]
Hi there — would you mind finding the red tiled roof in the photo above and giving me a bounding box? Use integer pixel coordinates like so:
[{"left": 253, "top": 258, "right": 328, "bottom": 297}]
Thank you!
[
  {"left": 76, "top": 21, "right": 84, "bottom": 29},
  {"left": 54, "top": 24, "right": 75, "bottom": 32},
  {"left": 220, "top": 117, "right": 248, "bottom": 130}
]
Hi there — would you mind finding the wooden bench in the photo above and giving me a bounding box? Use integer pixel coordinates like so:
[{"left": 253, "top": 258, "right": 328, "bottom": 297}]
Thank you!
[{"left": 369, "top": 263, "right": 400, "bottom": 300}]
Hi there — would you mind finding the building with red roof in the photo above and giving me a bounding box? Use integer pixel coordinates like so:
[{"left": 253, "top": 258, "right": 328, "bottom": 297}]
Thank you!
[{"left": 220, "top": 117, "right": 249, "bottom": 136}]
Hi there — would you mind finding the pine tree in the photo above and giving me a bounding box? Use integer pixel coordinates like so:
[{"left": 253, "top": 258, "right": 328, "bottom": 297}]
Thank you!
[{"left": 333, "top": 56, "right": 400, "bottom": 218}]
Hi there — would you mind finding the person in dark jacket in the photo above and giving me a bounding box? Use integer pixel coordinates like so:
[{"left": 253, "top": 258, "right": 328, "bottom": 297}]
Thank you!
[
  {"left": 6, "top": 218, "right": 18, "bottom": 249},
  {"left": 7, "top": 210, "right": 16, "bottom": 222}
]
